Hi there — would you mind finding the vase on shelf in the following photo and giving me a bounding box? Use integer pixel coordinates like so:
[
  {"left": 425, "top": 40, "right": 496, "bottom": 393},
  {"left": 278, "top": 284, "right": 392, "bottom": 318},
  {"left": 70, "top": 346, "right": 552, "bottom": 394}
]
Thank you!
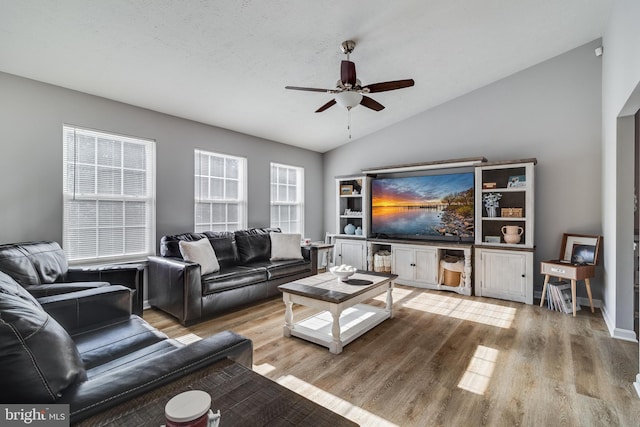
[
  {"left": 501, "top": 225, "right": 523, "bottom": 244},
  {"left": 355, "top": 226, "right": 363, "bottom": 236},
  {"left": 344, "top": 223, "right": 356, "bottom": 235},
  {"left": 486, "top": 206, "right": 498, "bottom": 218}
]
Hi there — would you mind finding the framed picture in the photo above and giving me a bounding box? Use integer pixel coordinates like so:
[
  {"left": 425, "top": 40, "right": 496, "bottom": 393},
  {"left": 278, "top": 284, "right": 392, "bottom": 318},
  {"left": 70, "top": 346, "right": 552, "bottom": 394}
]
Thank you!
[
  {"left": 485, "top": 235, "right": 501, "bottom": 244},
  {"left": 507, "top": 175, "right": 526, "bottom": 188},
  {"left": 340, "top": 184, "right": 354, "bottom": 195},
  {"left": 560, "top": 233, "right": 602, "bottom": 265}
]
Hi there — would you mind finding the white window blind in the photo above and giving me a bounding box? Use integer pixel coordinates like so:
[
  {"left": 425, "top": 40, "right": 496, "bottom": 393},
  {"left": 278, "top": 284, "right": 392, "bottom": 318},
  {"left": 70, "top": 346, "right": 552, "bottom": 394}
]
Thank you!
[
  {"left": 270, "top": 162, "right": 304, "bottom": 234},
  {"left": 62, "top": 126, "right": 156, "bottom": 262},
  {"left": 194, "top": 150, "right": 247, "bottom": 232}
]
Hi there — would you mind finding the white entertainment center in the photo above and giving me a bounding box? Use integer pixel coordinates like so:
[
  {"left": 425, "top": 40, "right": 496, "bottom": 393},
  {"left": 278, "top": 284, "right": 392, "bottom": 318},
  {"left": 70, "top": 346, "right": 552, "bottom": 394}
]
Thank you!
[{"left": 332, "top": 157, "right": 536, "bottom": 304}]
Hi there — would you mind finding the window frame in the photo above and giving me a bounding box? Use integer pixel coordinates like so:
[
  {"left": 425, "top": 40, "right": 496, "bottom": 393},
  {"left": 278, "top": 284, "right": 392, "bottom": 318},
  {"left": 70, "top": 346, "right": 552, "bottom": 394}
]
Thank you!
[
  {"left": 270, "top": 162, "right": 304, "bottom": 235},
  {"left": 62, "top": 125, "right": 156, "bottom": 264},
  {"left": 194, "top": 149, "right": 248, "bottom": 233}
]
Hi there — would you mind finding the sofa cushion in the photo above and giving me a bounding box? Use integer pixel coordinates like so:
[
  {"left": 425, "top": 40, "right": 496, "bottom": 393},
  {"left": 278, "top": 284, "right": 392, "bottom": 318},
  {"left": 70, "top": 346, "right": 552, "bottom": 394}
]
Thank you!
[
  {"left": 201, "top": 265, "right": 268, "bottom": 295},
  {"left": 160, "top": 232, "right": 238, "bottom": 268},
  {"left": 0, "top": 272, "right": 86, "bottom": 403},
  {"left": 73, "top": 316, "right": 169, "bottom": 370},
  {"left": 160, "top": 232, "right": 207, "bottom": 258},
  {"left": 235, "top": 228, "right": 279, "bottom": 264},
  {"left": 252, "top": 259, "right": 312, "bottom": 280},
  {"left": 85, "top": 339, "right": 183, "bottom": 379},
  {"left": 0, "top": 241, "right": 68, "bottom": 285},
  {"left": 270, "top": 232, "right": 303, "bottom": 261},
  {"left": 179, "top": 238, "right": 220, "bottom": 275},
  {"left": 202, "top": 231, "right": 239, "bottom": 267}
]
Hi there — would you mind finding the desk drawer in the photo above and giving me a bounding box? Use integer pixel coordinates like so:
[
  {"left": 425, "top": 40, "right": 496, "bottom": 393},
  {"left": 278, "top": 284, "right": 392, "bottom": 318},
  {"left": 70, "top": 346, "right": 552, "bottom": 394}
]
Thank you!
[{"left": 540, "top": 262, "right": 578, "bottom": 279}]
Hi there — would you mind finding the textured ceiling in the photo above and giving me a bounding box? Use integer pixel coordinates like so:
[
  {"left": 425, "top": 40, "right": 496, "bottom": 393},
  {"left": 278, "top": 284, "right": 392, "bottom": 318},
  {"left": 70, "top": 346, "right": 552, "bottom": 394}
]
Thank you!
[{"left": 0, "top": 0, "right": 612, "bottom": 152}]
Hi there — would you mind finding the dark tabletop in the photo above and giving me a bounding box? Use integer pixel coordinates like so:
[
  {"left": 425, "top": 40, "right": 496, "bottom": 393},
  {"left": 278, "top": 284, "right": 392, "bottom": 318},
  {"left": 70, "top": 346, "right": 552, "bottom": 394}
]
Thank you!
[
  {"left": 76, "top": 358, "right": 357, "bottom": 427},
  {"left": 278, "top": 270, "right": 397, "bottom": 304}
]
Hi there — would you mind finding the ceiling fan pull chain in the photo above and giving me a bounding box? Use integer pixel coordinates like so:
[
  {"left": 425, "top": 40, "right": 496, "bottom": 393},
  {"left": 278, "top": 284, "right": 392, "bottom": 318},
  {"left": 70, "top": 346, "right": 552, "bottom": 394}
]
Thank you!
[{"left": 347, "top": 109, "right": 352, "bottom": 139}]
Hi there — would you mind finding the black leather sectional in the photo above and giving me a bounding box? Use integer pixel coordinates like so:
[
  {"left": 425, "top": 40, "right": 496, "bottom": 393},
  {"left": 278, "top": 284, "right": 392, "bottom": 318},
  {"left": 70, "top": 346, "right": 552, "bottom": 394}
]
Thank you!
[
  {"left": 0, "top": 271, "right": 252, "bottom": 424},
  {"left": 148, "top": 228, "right": 317, "bottom": 325}
]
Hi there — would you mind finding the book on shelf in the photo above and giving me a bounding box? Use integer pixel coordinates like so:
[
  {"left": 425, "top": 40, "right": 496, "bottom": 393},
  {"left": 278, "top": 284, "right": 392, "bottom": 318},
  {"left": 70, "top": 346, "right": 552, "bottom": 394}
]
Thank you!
[{"left": 546, "top": 281, "right": 580, "bottom": 314}]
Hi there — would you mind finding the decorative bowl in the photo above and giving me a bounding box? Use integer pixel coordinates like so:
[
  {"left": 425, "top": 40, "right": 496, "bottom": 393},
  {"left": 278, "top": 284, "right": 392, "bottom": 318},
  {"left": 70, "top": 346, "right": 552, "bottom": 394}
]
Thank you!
[{"left": 329, "top": 265, "right": 357, "bottom": 282}]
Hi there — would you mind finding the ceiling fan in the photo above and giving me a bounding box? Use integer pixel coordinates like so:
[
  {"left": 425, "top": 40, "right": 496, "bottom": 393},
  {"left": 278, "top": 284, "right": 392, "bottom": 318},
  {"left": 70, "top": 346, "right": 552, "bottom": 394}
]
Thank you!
[{"left": 285, "top": 40, "right": 415, "bottom": 113}]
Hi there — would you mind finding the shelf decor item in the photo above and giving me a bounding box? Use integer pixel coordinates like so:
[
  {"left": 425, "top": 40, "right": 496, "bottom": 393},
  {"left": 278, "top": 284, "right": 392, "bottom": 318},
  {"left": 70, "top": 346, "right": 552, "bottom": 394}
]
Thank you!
[
  {"left": 501, "top": 225, "right": 523, "bottom": 244},
  {"left": 483, "top": 193, "right": 502, "bottom": 217},
  {"left": 482, "top": 182, "right": 497, "bottom": 189},
  {"left": 501, "top": 207, "right": 523, "bottom": 218},
  {"left": 507, "top": 175, "right": 526, "bottom": 188},
  {"left": 340, "top": 184, "right": 354, "bottom": 195},
  {"left": 344, "top": 223, "right": 356, "bottom": 235}
]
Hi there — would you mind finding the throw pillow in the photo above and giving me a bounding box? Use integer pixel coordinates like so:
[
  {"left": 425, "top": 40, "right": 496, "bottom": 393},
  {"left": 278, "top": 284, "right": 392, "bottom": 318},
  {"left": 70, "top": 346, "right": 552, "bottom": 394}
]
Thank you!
[
  {"left": 179, "top": 238, "right": 220, "bottom": 274},
  {"left": 270, "top": 232, "right": 303, "bottom": 261}
]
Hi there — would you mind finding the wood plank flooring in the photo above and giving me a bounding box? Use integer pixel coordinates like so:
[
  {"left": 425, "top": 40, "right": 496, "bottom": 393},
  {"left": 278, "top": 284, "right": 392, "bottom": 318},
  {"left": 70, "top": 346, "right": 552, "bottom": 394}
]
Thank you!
[{"left": 145, "top": 286, "right": 640, "bottom": 427}]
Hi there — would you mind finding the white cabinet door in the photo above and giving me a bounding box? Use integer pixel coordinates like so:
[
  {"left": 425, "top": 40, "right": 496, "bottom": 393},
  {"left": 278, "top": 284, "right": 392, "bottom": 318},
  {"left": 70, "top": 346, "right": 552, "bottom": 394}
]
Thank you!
[
  {"left": 392, "top": 247, "right": 415, "bottom": 281},
  {"left": 475, "top": 248, "right": 533, "bottom": 304},
  {"left": 392, "top": 245, "right": 438, "bottom": 284},
  {"left": 335, "top": 239, "right": 366, "bottom": 270},
  {"left": 415, "top": 248, "right": 438, "bottom": 284}
]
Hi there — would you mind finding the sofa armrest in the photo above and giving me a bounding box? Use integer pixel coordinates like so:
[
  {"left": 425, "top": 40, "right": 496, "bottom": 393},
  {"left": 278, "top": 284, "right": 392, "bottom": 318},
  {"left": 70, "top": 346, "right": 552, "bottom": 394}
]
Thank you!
[
  {"left": 67, "top": 264, "right": 145, "bottom": 315},
  {"left": 38, "top": 285, "right": 133, "bottom": 334},
  {"left": 148, "top": 256, "right": 202, "bottom": 325},
  {"left": 63, "top": 331, "right": 253, "bottom": 423},
  {"left": 24, "top": 282, "right": 111, "bottom": 298}
]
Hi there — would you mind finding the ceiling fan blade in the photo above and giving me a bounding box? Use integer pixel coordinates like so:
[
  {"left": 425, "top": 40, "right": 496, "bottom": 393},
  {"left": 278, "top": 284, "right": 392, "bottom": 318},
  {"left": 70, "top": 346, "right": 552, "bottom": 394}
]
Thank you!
[
  {"left": 364, "top": 79, "right": 415, "bottom": 93},
  {"left": 360, "top": 96, "right": 385, "bottom": 111},
  {"left": 285, "top": 86, "right": 333, "bottom": 93},
  {"left": 315, "top": 99, "right": 336, "bottom": 113},
  {"left": 340, "top": 60, "right": 357, "bottom": 86}
]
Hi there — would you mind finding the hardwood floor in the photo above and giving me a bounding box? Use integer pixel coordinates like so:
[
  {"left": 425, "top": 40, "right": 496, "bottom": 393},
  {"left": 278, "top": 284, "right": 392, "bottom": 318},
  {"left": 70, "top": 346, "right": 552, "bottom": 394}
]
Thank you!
[{"left": 145, "top": 286, "right": 640, "bottom": 427}]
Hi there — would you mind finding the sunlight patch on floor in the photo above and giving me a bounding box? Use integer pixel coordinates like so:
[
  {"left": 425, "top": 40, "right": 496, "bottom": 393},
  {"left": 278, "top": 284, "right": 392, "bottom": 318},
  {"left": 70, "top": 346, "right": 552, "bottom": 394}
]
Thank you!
[
  {"left": 457, "top": 345, "right": 499, "bottom": 395},
  {"left": 277, "top": 375, "right": 399, "bottom": 427},
  {"left": 400, "top": 292, "right": 516, "bottom": 328},
  {"left": 174, "top": 333, "right": 202, "bottom": 345},
  {"left": 372, "top": 286, "right": 415, "bottom": 303},
  {"left": 253, "top": 363, "right": 277, "bottom": 375}
]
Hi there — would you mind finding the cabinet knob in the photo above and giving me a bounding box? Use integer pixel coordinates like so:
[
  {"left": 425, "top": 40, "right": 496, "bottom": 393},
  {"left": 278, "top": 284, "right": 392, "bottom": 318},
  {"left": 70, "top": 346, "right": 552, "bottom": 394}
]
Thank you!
[{"left": 521, "top": 274, "right": 525, "bottom": 278}]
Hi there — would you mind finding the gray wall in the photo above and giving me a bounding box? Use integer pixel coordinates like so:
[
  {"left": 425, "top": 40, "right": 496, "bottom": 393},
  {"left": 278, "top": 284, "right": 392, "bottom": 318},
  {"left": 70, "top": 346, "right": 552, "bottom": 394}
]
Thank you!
[
  {"left": 602, "top": 0, "right": 640, "bottom": 342},
  {"left": 323, "top": 40, "right": 603, "bottom": 299},
  {"left": 0, "top": 72, "right": 324, "bottom": 249}
]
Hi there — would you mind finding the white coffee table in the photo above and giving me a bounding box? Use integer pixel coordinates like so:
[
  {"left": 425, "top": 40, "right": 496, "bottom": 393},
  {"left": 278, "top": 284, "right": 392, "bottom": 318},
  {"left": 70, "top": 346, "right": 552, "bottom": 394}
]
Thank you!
[{"left": 278, "top": 271, "right": 397, "bottom": 354}]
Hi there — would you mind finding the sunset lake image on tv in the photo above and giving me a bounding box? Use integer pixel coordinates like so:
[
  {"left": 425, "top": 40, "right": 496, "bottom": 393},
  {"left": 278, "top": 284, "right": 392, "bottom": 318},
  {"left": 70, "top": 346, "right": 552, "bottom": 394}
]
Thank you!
[{"left": 371, "top": 173, "right": 474, "bottom": 239}]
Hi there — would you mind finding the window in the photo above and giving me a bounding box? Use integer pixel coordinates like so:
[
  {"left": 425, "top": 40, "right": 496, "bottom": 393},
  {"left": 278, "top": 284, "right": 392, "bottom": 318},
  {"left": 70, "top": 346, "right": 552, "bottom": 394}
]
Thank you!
[
  {"left": 63, "top": 126, "right": 155, "bottom": 262},
  {"left": 270, "top": 163, "right": 304, "bottom": 234},
  {"left": 194, "top": 150, "right": 247, "bottom": 232}
]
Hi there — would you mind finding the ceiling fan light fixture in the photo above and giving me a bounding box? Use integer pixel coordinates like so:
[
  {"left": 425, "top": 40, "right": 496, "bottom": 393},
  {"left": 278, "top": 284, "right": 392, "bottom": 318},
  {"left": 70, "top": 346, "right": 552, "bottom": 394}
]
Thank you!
[{"left": 335, "top": 91, "right": 362, "bottom": 110}]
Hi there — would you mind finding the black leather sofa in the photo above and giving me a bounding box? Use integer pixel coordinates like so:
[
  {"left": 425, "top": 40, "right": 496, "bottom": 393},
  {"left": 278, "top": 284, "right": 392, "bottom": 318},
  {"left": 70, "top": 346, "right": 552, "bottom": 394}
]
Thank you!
[
  {"left": 0, "top": 241, "right": 144, "bottom": 315},
  {"left": 0, "top": 270, "right": 252, "bottom": 424},
  {"left": 148, "top": 228, "right": 317, "bottom": 325}
]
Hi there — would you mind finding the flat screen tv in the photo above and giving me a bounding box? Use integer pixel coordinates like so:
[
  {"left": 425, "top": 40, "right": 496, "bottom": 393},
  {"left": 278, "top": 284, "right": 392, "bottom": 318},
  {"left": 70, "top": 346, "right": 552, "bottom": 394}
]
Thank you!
[{"left": 370, "top": 172, "right": 474, "bottom": 242}]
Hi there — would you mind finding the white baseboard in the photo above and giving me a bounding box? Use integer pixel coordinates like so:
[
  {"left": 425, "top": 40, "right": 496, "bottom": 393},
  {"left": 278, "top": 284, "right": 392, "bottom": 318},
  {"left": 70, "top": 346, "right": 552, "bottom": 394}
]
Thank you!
[
  {"left": 601, "top": 302, "right": 638, "bottom": 342},
  {"left": 635, "top": 375, "right": 640, "bottom": 398}
]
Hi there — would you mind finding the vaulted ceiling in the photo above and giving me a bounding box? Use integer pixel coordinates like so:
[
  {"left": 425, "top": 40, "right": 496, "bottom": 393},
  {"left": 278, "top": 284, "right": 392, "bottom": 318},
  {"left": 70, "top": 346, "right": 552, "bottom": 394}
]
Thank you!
[{"left": 0, "top": 1, "right": 612, "bottom": 152}]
